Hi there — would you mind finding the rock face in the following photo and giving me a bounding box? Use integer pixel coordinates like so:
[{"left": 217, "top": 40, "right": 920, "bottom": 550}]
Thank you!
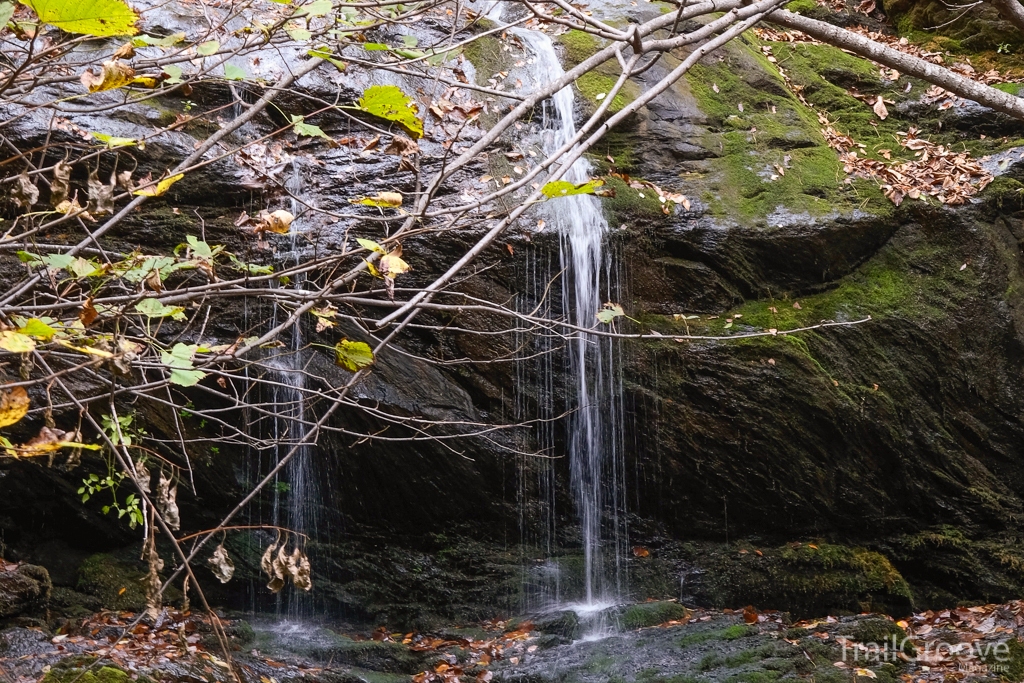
[
  {"left": 0, "top": 564, "right": 51, "bottom": 620},
  {"left": 4, "top": 0, "right": 1024, "bottom": 628}
]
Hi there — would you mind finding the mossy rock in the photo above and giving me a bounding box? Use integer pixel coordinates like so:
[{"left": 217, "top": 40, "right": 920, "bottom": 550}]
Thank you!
[
  {"left": 619, "top": 601, "right": 688, "bottom": 629},
  {"left": 680, "top": 542, "right": 913, "bottom": 618},
  {"left": 556, "top": 30, "right": 641, "bottom": 115},
  {"left": 43, "top": 665, "right": 131, "bottom": 683},
  {"left": 255, "top": 627, "right": 426, "bottom": 674},
  {"left": 534, "top": 610, "right": 581, "bottom": 640},
  {"left": 679, "top": 624, "right": 759, "bottom": 647},
  {"left": 76, "top": 554, "right": 148, "bottom": 611}
]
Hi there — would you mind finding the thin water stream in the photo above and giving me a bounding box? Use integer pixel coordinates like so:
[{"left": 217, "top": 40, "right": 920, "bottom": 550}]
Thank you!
[{"left": 494, "top": 2, "right": 628, "bottom": 624}]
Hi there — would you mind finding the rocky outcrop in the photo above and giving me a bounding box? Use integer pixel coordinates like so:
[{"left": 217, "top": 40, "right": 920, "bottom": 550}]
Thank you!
[
  {"left": 4, "top": 0, "right": 1024, "bottom": 628},
  {"left": 0, "top": 564, "right": 51, "bottom": 620}
]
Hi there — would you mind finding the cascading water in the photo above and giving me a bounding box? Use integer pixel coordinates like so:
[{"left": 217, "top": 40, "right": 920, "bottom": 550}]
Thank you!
[
  {"left": 261, "top": 157, "right": 320, "bottom": 619},
  {"left": 496, "top": 3, "right": 628, "bottom": 622}
]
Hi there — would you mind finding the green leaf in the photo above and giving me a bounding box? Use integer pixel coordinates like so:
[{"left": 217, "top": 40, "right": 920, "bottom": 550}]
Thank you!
[
  {"left": 294, "top": 0, "right": 331, "bottom": 16},
  {"left": 68, "top": 256, "right": 100, "bottom": 279},
  {"left": 285, "top": 23, "right": 310, "bottom": 41},
  {"left": 91, "top": 132, "right": 138, "bottom": 148},
  {"left": 0, "top": 2, "right": 15, "bottom": 26},
  {"left": 394, "top": 48, "right": 425, "bottom": 60},
  {"left": 308, "top": 45, "right": 345, "bottom": 71},
  {"left": 596, "top": 302, "right": 624, "bottom": 324},
  {"left": 135, "top": 298, "right": 186, "bottom": 321},
  {"left": 196, "top": 39, "right": 219, "bottom": 55},
  {"left": 161, "top": 342, "right": 198, "bottom": 369},
  {"left": 17, "top": 251, "right": 41, "bottom": 264},
  {"left": 161, "top": 64, "right": 183, "bottom": 84},
  {"left": 223, "top": 63, "right": 246, "bottom": 81},
  {"left": 169, "top": 368, "right": 205, "bottom": 386},
  {"left": 41, "top": 253, "right": 74, "bottom": 270},
  {"left": 18, "top": 318, "right": 56, "bottom": 340},
  {"left": 542, "top": 179, "right": 605, "bottom": 198},
  {"left": 0, "top": 330, "right": 35, "bottom": 353},
  {"left": 21, "top": 0, "right": 139, "bottom": 35},
  {"left": 334, "top": 339, "right": 374, "bottom": 372},
  {"left": 226, "top": 254, "right": 274, "bottom": 275},
  {"left": 186, "top": 235, "right": 213, "bottom": 259},
  {"left": 362, "top": 42, "right": 389, "bottom": 51},
  {"left": 400, "top": 34, "right": 417, "bottom": 47},
  {"left": 290, "top": 115, "right": 331, "bottom": 141},
  {"left": 132, "top": 31, "right": 184, "bottom": 47},
  {"left": 355, "top": 84, "right": 423, "bottom": 139},
  {"left": 426, "top": 47, "right": 462, "bottom": 66}
]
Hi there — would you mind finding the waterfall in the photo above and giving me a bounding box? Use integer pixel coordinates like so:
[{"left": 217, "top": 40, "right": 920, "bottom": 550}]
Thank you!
[
  {"left": 497, "top": 6, "right": 628, "bottom": 613},
  {"left": 261, "top": 157, "right": 319, "bottom": 619}
]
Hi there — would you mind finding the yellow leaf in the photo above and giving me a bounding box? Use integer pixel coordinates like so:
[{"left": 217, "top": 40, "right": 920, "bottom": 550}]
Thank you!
[
  {"left": 257, "top": 209, "right": 294, "bottom": 234},
  {"left": 379, "top": 248, "right": 409, "bottom": 278},
  {"left": 57, "top": 340, "right": 113, "bottom": 358},
  {"left": 22, "top": 0, "right": 139, "bottom": 36},
  {"left": 356, "top": 238, "right": 386, "bottom": 254},
  {"left": 0, "top": 386, "right": 29, "bottom": 428},
  {"left": 129, "top": 75, "right": 161, "bottom": 88},
  {"left": 81, "top": 60, "right": 135, "bottom": 92},
  {"left": 133, "top": 173, "right": 184, "bottom": 197},
  {"left": 0, "top": 330, "right": 35, "bottom": 353},
  {"left": 334, "top": 339, "right": 374, "bottom": 372},
  {"left": 9, "top": 426, "right": 102, "bottom": 458},
  {"left": 350, "top": 192, "right": 402, "bottom": 208}
]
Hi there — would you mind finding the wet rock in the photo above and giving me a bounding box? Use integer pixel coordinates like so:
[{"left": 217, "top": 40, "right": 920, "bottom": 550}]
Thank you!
[
  {"left": 252, "top": 625, "right": 427, "bottom": 674},
  {"left": 0, "top": 564, "right": 51, "bottom": 619},
  {"left": 532, "top": 610, "right": 581, "bottom": 640}
]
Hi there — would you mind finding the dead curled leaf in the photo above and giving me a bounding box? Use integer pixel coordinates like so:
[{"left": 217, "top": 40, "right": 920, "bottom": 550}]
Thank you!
[
  {"left": 208, "top": 542, "right": 235, "bottom": 583},
  {"left": 156, "top": 472, "right": 180, "bottom": 531},
  {"left": 81, "top": 60, "right": 135, "bottom": 93},
  {"left": 256, "top": 209, "right": 294, "bottom": 235},
  {"left": 11, "top": 173, "right": 39, "bottom": 210},
  {"left": 259, "top": 535, "right": 312, "bottom": 593},
  {"left": 872, "top": 96, "right": 888, "bottom": 120}
]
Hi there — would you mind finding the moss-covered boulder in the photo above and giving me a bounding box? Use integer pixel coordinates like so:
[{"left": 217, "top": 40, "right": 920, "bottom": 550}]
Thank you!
[
  {"left": 675, "top": 542, "right": 913, "bottom": 619},
  {"left": 42, "top": 663, "right": 131, "bottom": 683},
  {"left": 617, "top": 601, "right": 689, "bottom": 629}
]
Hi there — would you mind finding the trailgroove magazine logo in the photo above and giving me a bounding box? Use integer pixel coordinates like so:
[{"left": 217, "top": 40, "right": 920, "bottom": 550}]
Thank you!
[{"left": 840, "top": 635, "right": 1011, "bottom": 674}]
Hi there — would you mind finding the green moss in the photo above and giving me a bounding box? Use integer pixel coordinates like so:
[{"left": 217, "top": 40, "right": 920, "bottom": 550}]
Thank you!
[
  {"left": 989, "top": 637, "right": 1024, "bottom": 682},
  {"left": 600, "top": 175, "right": 667, "bottom": 225},
  {"left": 983, "top": 176, "right": 1024, "bottom": 210},
  {"left": 463, "top": 33, "right": 505, "bottom": 85},
  {"left": 43, "top": 666, "right": 130, "bottom": 683},
  {"left": 685, "top": 40, "right": 888, "bottom": 219},
  {"left": 784, "top": 0, "right": 818, "bottom": 12},
  {"left": 679, "top": 624, "right": 758, "bottom": 647},
  {"left": 77, "top": 554, "right": 148, "bottom": 611},
  {"left": 620, "top": 601, "right": 689, "bottom": 628},
  {"left": 556, "top": 30, "right": 640, "bottom": 115},
  {"left": 560, "top": 29, "right": 599, "bottom": 66},
  {"left": 575, "top": 71, "right": 640, "bottom": 114}
]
